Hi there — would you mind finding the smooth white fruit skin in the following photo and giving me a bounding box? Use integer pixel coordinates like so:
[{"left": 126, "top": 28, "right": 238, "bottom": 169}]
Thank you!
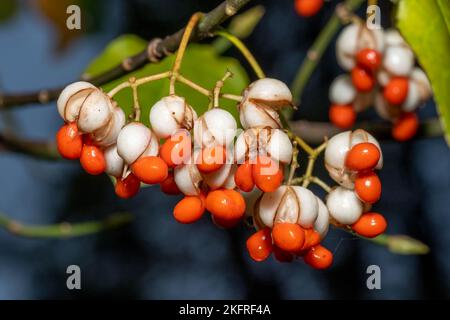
[
  {"left": 336, "top": 24, "right": 384, "bottom": 71},
  {"left": 202, "top": 163, "right": 233, "bottom": 190},
  {"left": 194, "top": 109, "right": 237, "bottom": 147},
  {"left": 57, "top": 81, "right": 95, "bottom": 120},
  {"left": 292, "top": 186, "right": 319, "bottom": 228},
  {"left": 329, "top": 74, "right": 356, "bottom": 105},
  {"left": 149, "top": 96, "right": 197, "bottom": 139},
  {"left": 234, "top": 130, "right": 248, "bottom": 164},
  {"left": 93, "top": 107, "right": 126, "bottom": 147},
  {"left": 401, "top": 80, "right": 421, "bottom": 112},
  {"left": 245, "top": 78, "right": 292, "bottom": 105},
  {"left": 239, "top": 100, "right": 282, "bottom": 129},
  {"left": 104, "top": 145, "right": 124, "bottom": 178},
  {"left": 116, "top": 122, "right": 152, "bottom": 165},
  {"left": 383, "top": 46, "right": 414, "bottom": 76},
  {"left": 326, "top": 187, "right": 363, "bottom": 225},
  {"left": 77, "top": 90, "right": 113, "bottom": 133},
  {"left": 411, "top": 68, "right": 432, "bottom": 101},
  {"left": 266, "top": 129, "right": 293, "bottom": 164},
  {"left": 258, "top": 186, "right": 286, "bottom": 228},
  {"left": 174, "top": 163, "right": 202, "bottom": 196},
  {"left": 384, "top": 29, "right": 407, "bottom": 47},
  {"left": 314, "top": 197, "right": 329, "bottom": 239}
]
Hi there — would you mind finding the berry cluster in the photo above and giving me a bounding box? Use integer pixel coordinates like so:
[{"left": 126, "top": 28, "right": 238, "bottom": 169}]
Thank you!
[
  {"left": 324, "top": 130, "right": 387, "bottom": 238},
  {"left": 55, "top": 73, "right": 387, "bottom": 270},
  {"left": 330, "top": 24, "right": 432, "bottom": 141}
]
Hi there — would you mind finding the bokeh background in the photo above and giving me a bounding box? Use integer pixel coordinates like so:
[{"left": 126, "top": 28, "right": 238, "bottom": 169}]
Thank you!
[{"left": 0, "top": 0, "right": 448, "bottom": 299}]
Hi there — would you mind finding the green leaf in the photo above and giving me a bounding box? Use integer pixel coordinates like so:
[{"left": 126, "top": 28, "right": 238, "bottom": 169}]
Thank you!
[
  {"left": 0, "top": 0, "right": 17, "bottom": 23},
  {"left": 84, "top": 35, "right": 249, "bottom": 126},
  {"left": 396, "top": 0, "right": 450, "bottom": 145}
]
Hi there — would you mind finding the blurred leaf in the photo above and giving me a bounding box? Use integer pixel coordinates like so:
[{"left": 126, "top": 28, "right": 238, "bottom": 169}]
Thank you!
[
  {"left": 0, "top": 0, "right": 17, "bottom": 23},
  {"left": 84, "top": 35, "right": 249, "bottom": 126},
  {"left": 396, "top": 0, "right": 450, "bottom": 146},
  {"left": 387, "top": 235, "right": 430, "bottom": 255}
]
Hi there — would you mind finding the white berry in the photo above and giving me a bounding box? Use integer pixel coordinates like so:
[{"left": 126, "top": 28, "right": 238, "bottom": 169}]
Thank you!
[
  {"left": 326, "top": 187, "right": 363, "bottom": 225},
  {"left": 329, "top": 74, "right": 356, "bottom": 105},
  {"left": 116, "top": 122, "right": 158, "bottom": 165},
  {"left": 104, "top": 144, "right": 125, "bottom": 178},
  {"left": 194, "top": 108, "right": 237, "bottom": 147},
  {"left": 174, "top": 161, "right": 202, "bottom": 196}
]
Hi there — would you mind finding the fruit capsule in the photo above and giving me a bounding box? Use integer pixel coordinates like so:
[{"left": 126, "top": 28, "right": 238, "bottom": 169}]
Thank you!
[
  {"left": 354, "top": 171, "right": 382, "bottom": 204},
  {"left": 392, "top": 112, "right": 418, "bottom": 141},
  {"left": 356, "top": 49, "right": 382, "bottom": 71},
  {"left": 56, "top": 122, "right": 83, "bottom": 159},
  {"left": 196, "top": 145, "right": 226, "bottom": 173},
  {"left": 160, "top": 172, "right": 181, "bottom": 195},
  {"left": 304, "top": 245, "right": 333, "bottom": 269},
  {"left": 345, "top": 142, "right": 381, "bottom": 172},
  {"left": 205, "top": 189, "right": 246, "bottom": 221},
  {"left": 351, "top": 212, "right": 387, "bottom": 238},
  {"left": 234, "top": 161, "right": 255, "bottom": 192},
  {"left": 272, "top": 223, "right": 305, "bottom": 253},
  {"left": 294, "top": 0, "right": 323, "bottom": 17},
  {"left": 383, "top": 77, "right": 409, "bottom": 105},
  {"left": 80, "top": 144, "right": 106, "bottom": 175},
  {"left": 252, "top": 156, "right": 284, "bottom": 193},
  {"left": 351, "top": 66, "right": 375, "bottom": 92},
  {"left": 173, "top": 195, "right": 205, "bottom": 224},
  {"left": 329, "top": 104, "right": 356, "bottom": 129},
  {"left": 246, "top": 228, "right": 273, "bottom": 262},
  {"left": 115, "top": 173, "right": 140, "bottom": 199},
  {"left": 131, "top": 156, "right": 168, "bottom": 185},
  {"left": 160, "top": 130, "right": 191, "bottom": 168}
]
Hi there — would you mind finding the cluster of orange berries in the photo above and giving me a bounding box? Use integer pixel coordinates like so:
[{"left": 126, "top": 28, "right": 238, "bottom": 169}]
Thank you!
[
  {"left": 329, "top": 24, "right": 432, "bottom": 141},
  {"left": 294, "top": 0, "right": 324, "bottom": 17},
  {"left": 55, "top": 76, "right": 388, "bottom": 270}
]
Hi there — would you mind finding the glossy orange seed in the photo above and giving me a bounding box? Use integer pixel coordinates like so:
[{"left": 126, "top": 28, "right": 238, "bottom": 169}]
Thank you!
[
  {"left": 131, "top": 156, "right": 168, "bottom": 185},
  {"left": 173, "top": 195, "right": 205, "bottom": 224},
  {"left": 115, "top": 173, "right": 140, "bottom": 199},
  {"left": 392, "top": 112, "right": 418, "bottom": 141},
  {"left": 329, "top": 104, "right": 356, "bottom": 129},
  {"left": 196, "top": 145, "right": 226, "bottom": 173},
  {"left": 351, "top": 66, "right": 375, "bottom": 92},
  {"left": 80, "top": 144, "right": 106, "bottom": 175},
  {"left": 205, "top": 189, "right": 246, "bottom": 221},
  {"left": 294, "top": 0, "right": 324, "bottom": 17},
  {"left": 356, "top": 48, "right": 382, "bottom": 71},
  {"left": 252, "top": 156, "right": 284, "bottom": 193},
  {"left": 246, "top": 228, "right": 273, "bottom": 262},
  {"left": 302, "top": 228, "right": 321, "bottom": 250},
  {"left": 160, "top": 172, "right": 181, "bottom": 195},
  {"left": 234, "top": 161, "right": 255, "bottom": 192},
  {"left": 383, "top": 77, "right": 409, "bottom": 105},
  {"left": 56, "top": 122, "right": 83, "bottom": 160},
  {"left": 272, "top": 223, "right": 305, "bottom": 253},
  {"left": 304, "top": 245, "right": 333, "bottom": 269},
  {"left": 160, "top": 132, "right": 191, "bottom": 168},
  {"left": 345, "top": 142, "right": 381, "bottom": 172},
  {"left": 354, "top": 171, "right": 382, "bottom": 204},
  {"left": 351, "top": 212, "right": 387, "bottom": 238}
]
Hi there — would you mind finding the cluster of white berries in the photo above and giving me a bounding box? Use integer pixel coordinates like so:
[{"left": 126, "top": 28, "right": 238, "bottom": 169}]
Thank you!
[{"left": 330, "top": 23, "right": 432, "bottom": 141}]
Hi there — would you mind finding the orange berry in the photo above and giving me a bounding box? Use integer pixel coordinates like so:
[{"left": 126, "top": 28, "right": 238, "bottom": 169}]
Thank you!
[
  {"left": 173, "top": 195, "right": 205, "bottom": 224},
  {"left": 329, "top": 104, "right": 356, "bottom": 129},
  {"left": 235, "top": 162, "right": 255, "bottom": 192},
  {"left": 196, "top": 145, "right": 226, "bottom": 173},
  {"left": 205, "top": 189, "right": 246, "bottom": 221},
  {"left": 351, "top": 66, "right": 375, "bottom": 92},
  {"left": 115, "top": 173, "right": 140, "bottom": 199},
  {"left": 294, "top": 0, "right": 323, "bottom": 17},
  {"left": 383, "top": 77, "right": 409, "bottom": 105},
  {"left": 355, "top": 171, "right": 382, "bottom": 204},
  {"left": 273, "top": 245, "right": 294, "bottom": 263},
  {"left": 352, "top": 212, "right": 387, "bottom": 238},
  {"left": 304, "top": 245, "right": 333, "bottom": 269},
  {"left": 345, "top": 142, "right": 381, "bottom": 172},
  {"left": 302, "top": 229, "right": 321, "bottom": 250},
  {"left": 272, "top": 223, "right": 305, "bottom": 253},
  {"left": 246, "top": 228, "right": 273, "bottom": 262},
  {"left": 131, "top": 156, "right": 168, "bottom": 185},
  {"left": 160, "top": 172, "right": 181, "bottom": 195},
  {"left": 211, "top": 214, "right": 241, "bottom": 229},
  {"left": 56, "top": 122, "right": 83, "bottom": 159},
  {"left": 160, "top": 132, "right": 191, "bottom": 168},
  {"left": 392, "top": 112, "right": 418, "bottom": 141},
  {"left": 356, "top": 49, "right": 382, "bottom": 71},
  {"left": 80, "top": 144, "right": 106, "bottom": 175},
  {"left": 252, "top": 156, "right": 284, "bottom": 193}
]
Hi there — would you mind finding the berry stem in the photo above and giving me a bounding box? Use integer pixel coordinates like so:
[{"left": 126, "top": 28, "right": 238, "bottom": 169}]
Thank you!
[
  {"left": 212, "top": 70, "right": 234, "bottom": 109},
  {"left": 170, "top": 12, "right": 204, "bottom": 95},
  {"left": 214, "top": 29, "right": 266, "bottom": 79},
  {"left": 309, "top": 176, "right": 331, "bottom": 193},
  {"left": 286, "top": 129, "right": 315, "bottom": 155},
  {"left": 107, "top": 71, "right": 172, "bottom": 97},
  {"left": 0, "top": 211, "right": 133, "bottom": 238},
  {"left": 287, "top": 141, "right": 299, "bottom": 185},
  {"left": 129, "top": 77, "right": 141, "bottom": 122}
]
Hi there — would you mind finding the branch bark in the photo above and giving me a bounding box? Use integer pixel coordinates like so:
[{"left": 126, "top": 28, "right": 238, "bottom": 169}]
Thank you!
[{"left": 0, "top": 0, "right": 251, "bottom": 109}]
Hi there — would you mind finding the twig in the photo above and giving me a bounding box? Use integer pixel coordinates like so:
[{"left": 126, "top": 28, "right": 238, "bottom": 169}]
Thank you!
[
  {"left": 287, "top": 141, "right": 299, "bottom": 185},
  {"left": 0, "top": 212, "right": 134, "bottom": 238},
  {"left": 213, "top": 71, "right": 233, "bottom": 108},
  {"left": 0, "top": 132, "right": 60, "bottom": 160},
  {"left": 0, "top": 0, "right": 252, "bottom": 109}
]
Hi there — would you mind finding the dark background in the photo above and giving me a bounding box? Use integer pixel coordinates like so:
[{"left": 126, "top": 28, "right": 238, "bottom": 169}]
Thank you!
[{"left": 0, "top": 0, "right": 448, "bottom": 299}]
